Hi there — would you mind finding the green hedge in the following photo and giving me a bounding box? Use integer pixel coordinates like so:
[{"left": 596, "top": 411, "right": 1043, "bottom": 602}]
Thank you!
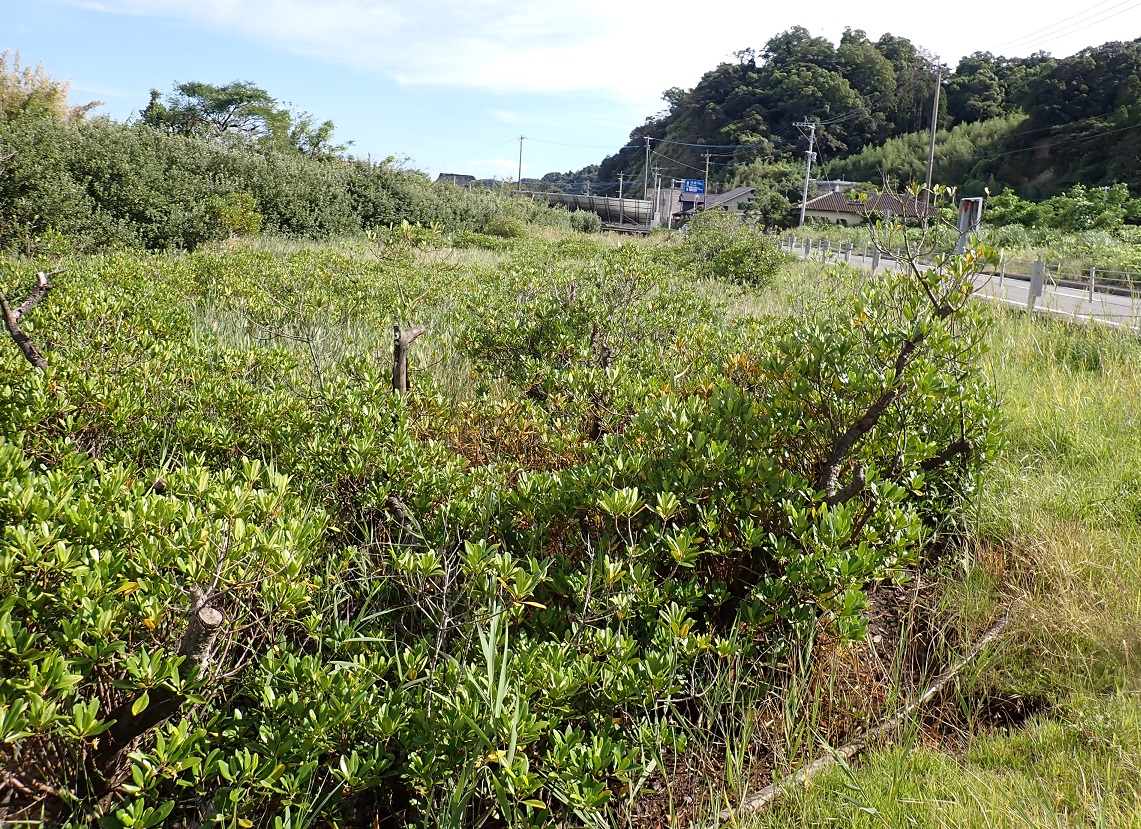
[{"left": 0, "top": 111, "right": 554, "bottom": 253}]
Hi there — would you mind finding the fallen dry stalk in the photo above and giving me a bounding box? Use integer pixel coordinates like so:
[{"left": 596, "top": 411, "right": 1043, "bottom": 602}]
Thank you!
[{"left": 709, "top": 613, "right": 1013, "bottom": 826}]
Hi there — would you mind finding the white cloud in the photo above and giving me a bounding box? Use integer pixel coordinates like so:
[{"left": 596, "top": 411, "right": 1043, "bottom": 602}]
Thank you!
[{"left": 56, "top": 0, "right": 1141, "bottom": 111}]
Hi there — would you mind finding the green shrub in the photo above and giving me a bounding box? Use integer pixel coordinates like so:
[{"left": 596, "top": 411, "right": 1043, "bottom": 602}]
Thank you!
[
  {"left": 676, "top": 209, "right": 788, "bottom": 286},
  {"left": 0, "top": 233, "right": 998, "bottom": 826},
  {"left": 569, "top": 209, "right": 602, "bottom": 233},
  {"left": 205, "top": 192, "right": 262, "bottom": 238},
  {"left": 481, "top": 215, "right": 527, "bottom": 238},
  {"left": 0, "top": 112, "right": 537, "bottom": 252},
  {"left": 453, "top": 230, "right": 517, "bottom": 251}
]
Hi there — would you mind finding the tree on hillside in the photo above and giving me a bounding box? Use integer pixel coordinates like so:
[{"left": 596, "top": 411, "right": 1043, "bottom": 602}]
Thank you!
[
  {"left": 946, "top": 53, "right": 1007, "bottom": 123},
  {"left": 1019, "top": 39, "right": 1141, "bottom": 125},
  {"left": 561, "top": 30, "right": 1137, "bottom": 200},
  {"left": 872, "top": 34, "right": 942, "bottom": 135},
  {"left": 836, "top": 29, "right": 896, "bottom": 144}
]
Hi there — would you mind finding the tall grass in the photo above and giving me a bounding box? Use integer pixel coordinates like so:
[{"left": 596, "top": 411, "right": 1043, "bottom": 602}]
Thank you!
[{"left": 718, "top": 304, "right": 1141, "bottom": 828}]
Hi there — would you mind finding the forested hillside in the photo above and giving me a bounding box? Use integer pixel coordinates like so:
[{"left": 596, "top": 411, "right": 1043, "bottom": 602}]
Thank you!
[{"left": 560, "top": 29, "right": 1140, "bottom": 202}]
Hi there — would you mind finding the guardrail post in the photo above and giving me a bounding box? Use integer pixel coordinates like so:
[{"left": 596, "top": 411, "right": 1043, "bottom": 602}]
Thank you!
[
  {"left": 1089, "top": 267, "right": 1096, "bottom": 304},
  {"left": 871, "top": 247, "right": 880, "bottom": 275},
  {"left": 803, "top": 237, "right": 811, "bottom": 257},
  {"left": 1028, "top": 257, "right": 1045, "bottom": 313},
  {"left": 843, "top": 242, "right": 852, "bottom": 262},
  {"left": 821, "top": 239, "right": 830, "bottom": 260},
  {"left": 998, "top": 257, "right": 1005, "bottom": 288}
]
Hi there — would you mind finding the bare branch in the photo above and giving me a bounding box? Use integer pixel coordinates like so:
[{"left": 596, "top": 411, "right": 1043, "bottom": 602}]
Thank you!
[
  {"left": 919, "top": 439, "right": 973, "bottom": 472},
  {"left": 825, "top": 463, "right": 866, "bottom": 507},
  {"left": 0, "top": 272, "right": 56, "bottom": 369},
  {"left": 13, "top": 271, "right": 54, "bottom": 321}
]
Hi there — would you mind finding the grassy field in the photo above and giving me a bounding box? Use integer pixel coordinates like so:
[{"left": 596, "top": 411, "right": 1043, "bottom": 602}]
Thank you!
[
  {"left": 1, "top": 221, "right": 1139, "bottom": 827},
  {"left": 731, "top": 308, "right": 1141, "bottom": 827}
]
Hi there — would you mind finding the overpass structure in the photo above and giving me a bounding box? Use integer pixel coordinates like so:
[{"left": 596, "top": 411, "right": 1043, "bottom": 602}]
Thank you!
[{"left": 521, "top": 191, "right": 654, "bottom": 226}]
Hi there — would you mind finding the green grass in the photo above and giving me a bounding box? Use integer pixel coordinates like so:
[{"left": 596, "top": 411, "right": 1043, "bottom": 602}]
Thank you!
[
  {"left": 717, "top": 306, "right": 1141, "bottom": 828},
  {"left": 747, "top": 691, "right": 1141, "bottom": 828}
]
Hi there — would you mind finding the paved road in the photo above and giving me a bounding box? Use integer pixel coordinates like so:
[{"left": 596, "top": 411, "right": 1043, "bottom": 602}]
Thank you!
[{"left": 794, "top": 247, "right": 1141, "bottom": 329}]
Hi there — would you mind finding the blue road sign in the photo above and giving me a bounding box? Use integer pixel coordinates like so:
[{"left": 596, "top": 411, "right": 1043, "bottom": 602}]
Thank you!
[{"left": 683, "top": 179, "right": 705, "bottom": 194}]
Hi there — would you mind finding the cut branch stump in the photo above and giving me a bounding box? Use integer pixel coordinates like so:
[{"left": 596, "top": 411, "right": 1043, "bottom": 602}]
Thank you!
[
  {"left": 87, "top": 587, "right": 224, "bottom": 792},
  {"left": 392, "top": 324, "right": 426, "bottom": 393}
]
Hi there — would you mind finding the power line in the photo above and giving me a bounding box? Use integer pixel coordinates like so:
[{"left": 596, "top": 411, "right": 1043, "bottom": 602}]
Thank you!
[
  {"left": 995, "top": 0, "right": 1132, "bottom": 49},
  {"left": 652, "top": 137, "right": 770, "bottom": 150},
  {"left": 440, "top": 137, "right": 518, "bottom": 165},
  {"left": 1013, "top": 1, "right": 1141, "bottom": 52},
  {"left": 977, "top": 118, "right": 1141, "bottom": 161},
  {"left": 650, "top": 148, "right": 735, "bottom": 176},
  {"left": 526, "top": 136, "right": 640, "bottom": 150}
]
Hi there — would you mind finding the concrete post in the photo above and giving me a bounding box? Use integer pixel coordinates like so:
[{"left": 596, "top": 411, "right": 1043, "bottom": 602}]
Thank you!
[
  {"left": 803, "top": 237, "right": 811, "bottom": 257},
  {"left": 1027, "top": 257, "right": 1045, "bottom": 313},
  {"left": 871, "top": 247, "right": 880, "bottom": 275}
]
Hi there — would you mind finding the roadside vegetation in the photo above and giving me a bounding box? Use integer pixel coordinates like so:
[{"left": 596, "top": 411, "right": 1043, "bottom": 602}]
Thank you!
[
  {"left": 788, "top": 183, "right": 1141, "bottom": 274},
  {"left": 0, "top": 202, "right": 1015, "bottom": 827},
  {"left": 2, "top": 49, "right": 1141, "bottom": 829}
]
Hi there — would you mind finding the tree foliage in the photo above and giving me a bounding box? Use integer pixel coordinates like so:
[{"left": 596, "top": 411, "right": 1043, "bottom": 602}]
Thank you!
[
  {"left": 140, "top": 80, "right": 347, "bottom": 158},
  {"left": 578, "top": 32, "right": 1138, "bottom": 203},
  {"left": 0, "top": 50, "right": 101, "bottom": 122}
]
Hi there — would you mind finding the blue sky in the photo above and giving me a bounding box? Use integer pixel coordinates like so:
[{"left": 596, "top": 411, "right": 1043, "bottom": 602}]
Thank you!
[{"left": 4, "top": 1, "right": 1139, "bottom": 180}]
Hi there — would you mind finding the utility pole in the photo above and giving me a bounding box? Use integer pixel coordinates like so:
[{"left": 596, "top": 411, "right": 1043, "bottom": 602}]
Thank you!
[
  {"left": 795, "top": 120, "right": 817, "bottom": 227},
  {"left": 618, "top": 173, "right": 625, "bottom": 226},
  {"left": 517, "top": 135, "right": 524, "bottom": 193},
  {"left": 703, "top": 153, "right": 711, "bottom": 211},
  {"left": 653, "top": 166, "right": 662, "bottom": 226},
  {"left": 643, "top": 136, "right": 652, "bottom": 200},
  {"left": 924, "top": 60, "right": 942, "bottom": 209}
]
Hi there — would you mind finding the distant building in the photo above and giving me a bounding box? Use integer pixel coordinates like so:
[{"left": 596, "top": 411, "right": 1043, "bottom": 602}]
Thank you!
[
  {"left": 670, "top": 185, "right": 756, "bottom": 219},
  {"left": 436, "top": 173, "right": 476, "bottom": 189},
  {"left": 811, "top": 179, "right": 859, "bottom": 194},
  {"left": 796, "top": 191, "right": 939, "bottom": 226}
]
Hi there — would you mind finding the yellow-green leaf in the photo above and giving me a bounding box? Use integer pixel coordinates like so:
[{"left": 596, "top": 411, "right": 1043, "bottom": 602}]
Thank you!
[{"left": 132, "top": 691, "right": 150, "bottom": 716}]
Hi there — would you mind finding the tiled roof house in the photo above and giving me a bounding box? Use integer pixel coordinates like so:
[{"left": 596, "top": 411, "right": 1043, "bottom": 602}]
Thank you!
[{"left": 798, "top": 192, "right": 939, "bottom": 225}]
